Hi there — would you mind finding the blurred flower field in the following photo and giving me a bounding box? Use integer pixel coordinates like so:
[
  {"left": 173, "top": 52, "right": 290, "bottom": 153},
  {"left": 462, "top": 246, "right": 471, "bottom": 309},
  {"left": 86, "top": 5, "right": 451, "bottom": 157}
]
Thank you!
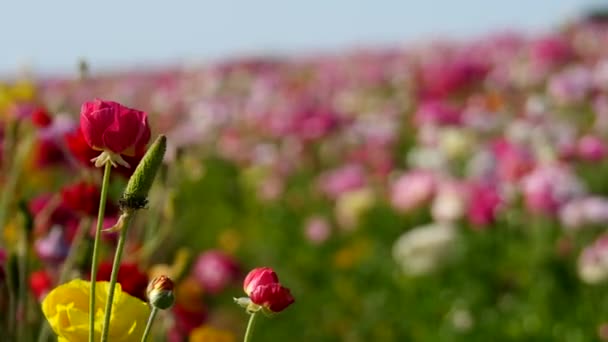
[{"left": 4, "top": 16, "right": 608, "bottom": 341}]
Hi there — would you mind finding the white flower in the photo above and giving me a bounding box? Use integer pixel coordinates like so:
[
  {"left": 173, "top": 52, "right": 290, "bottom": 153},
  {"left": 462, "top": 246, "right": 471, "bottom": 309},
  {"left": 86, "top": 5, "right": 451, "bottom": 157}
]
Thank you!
[{"left": 392, "top": 222, "right": 456, "bottom": 276}]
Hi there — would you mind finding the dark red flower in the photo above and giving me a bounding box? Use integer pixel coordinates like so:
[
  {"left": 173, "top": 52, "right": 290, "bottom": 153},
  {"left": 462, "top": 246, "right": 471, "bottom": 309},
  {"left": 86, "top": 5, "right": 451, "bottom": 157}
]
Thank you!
[
  {"left": 0, "top": 249, "right": 5, "bottom": 282},
  {"left": 31, "top": 107, "right": 53, "bottom": 128},
  {"left": 60, "top": 182, "right": 116, "bottom": 217},
  {"left": 30, "top": 269, "right": 53, "bottom": 301},
  {"left": 95, "top": 262, "right": 149, "bottom": 301},
  {"left": 171, "top": 304, "right": 207, "bottom": 339},
  {"left": 29, "top": 194, "right": 79, "bottom": 239},
  {"left": 34, "top": 138, "right": 65, "bottom": 167}
]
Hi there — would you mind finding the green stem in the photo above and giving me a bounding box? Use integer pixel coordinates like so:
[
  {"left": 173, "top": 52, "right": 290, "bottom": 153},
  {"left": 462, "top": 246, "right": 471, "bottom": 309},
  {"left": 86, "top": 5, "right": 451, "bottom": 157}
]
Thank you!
[
  {"left": 100, "top": 213, "right": 133, "bottom": 342},
  {"left": 140, "top": 307, "right": 159, "bottom": 342},
  {"left": 59, "top": 217, "right": 91, "bottom": 283},
  {"left": 0, "top": 135, "right": 34, "bottom": 243},
  {"left": 37, "top": 217, "right": 90, "bottom": 342},
  {"left": 243, "top": 312, "right": 258, "bottom": 342},
  {"left": 16, "top": 225, "right": 29, "bottom": 341},
  {"left": 89, "top": 162, "right": 113, "bottom": 342}
]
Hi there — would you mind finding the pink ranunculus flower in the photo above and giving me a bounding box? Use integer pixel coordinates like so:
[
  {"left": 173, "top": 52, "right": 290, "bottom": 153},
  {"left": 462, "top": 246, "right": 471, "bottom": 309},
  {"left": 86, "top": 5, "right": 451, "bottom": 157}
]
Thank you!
[
  {"left": 521, "top": 165, "right": 585, "bottom": 216},
  {"left": 467, "top": 182, "right": 502, "bottom": 227},
  {"left": 577, "top": 135, "right": 607, "bottom": 162},
  {"left": 413, "top": 100, "right": 461, "bottom": 127},
  {"left": 243, "top": 267, "right": 279, "bottom": 296},
  {"left": 303, "top": 216, "right": 331, "bottom": 245},
  {"left": 192, "top": 250, "right": 240, "bottom": 295},
  {"left": 240, "top": 267, "right": 294, "bottom": 313},
  {"left": 80, "top": 99, "right": 151, "bottom": 168},
  {"left": 390, "top": 170, "right": 436, "bottom": 213}
]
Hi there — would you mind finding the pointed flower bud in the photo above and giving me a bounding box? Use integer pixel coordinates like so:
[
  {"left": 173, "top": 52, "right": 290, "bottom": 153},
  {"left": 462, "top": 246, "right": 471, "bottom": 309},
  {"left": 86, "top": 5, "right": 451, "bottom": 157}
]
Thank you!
[
  {"left": 79, "top": 99, "right": 151, "bottom": 168},
  {"left": 120, "top": 135, "right": 167, "bottom": 211},
  {"left": 147, "top": 275, "right": 175, "bottom": 310}
]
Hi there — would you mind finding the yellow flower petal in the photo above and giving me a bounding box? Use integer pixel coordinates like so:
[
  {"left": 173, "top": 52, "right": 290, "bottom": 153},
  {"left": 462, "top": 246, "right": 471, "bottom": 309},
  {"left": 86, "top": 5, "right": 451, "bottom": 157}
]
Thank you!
[{"left": 42, "top": 279, "right": 150, "bottom": 342}]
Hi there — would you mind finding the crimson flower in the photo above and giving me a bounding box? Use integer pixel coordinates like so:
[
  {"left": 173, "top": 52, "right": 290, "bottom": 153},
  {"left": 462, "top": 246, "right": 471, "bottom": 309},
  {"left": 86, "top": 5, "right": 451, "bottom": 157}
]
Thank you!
[
  {"left": 64, "top": 128, "right": 144, "bottom": 177},
  {"left": 239, "top": 267, "right": 294, "bottom": 314},
  {"left": 60, "top": 181, "right": 116, "bottom": 217},
  {"left": 30, "top": 269, "right": 53, "bottom": 301},
  {"left": 95, "top": 262, "right": 149, "bottom": 301},
  {"left": 79, "top": 99, "right": 150, "bottom": 168},
  {"left": 31, "top": 106, "right": 53, "bottom": 128}
]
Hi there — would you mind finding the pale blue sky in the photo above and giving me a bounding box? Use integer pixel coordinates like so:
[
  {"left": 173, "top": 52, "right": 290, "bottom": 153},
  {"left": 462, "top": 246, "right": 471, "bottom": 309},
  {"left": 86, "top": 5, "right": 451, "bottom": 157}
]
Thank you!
[{"left": 0, "top": 0, "right": 596, "bottom": 76}]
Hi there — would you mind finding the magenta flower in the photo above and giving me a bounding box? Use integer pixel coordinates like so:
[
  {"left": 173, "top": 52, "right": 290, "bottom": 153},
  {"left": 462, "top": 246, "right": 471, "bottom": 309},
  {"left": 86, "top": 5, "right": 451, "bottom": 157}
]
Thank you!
[
  {"left": 467, "top": 182, "right": 502, "bottom": 227},
  {"left": 192, "top": 250, "right": 240, "bottom": 294},
  {"left": 390, "top": 170, "right": 436, "bottom": 213},
  {"left": 80, "top": 99, "right": 151, "bottom": 167},
  {"left": 240, "top": 267, "right": 294, "bottom": 313}
]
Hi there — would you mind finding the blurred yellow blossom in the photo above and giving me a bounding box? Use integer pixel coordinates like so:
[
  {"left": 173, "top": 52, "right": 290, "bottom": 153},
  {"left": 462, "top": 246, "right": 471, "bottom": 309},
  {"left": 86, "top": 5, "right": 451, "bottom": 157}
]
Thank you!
[
  {"left": 189, "top": 325, "right": 235, "bottom": 342},
  {"left": 333, "top": 239, "right": 371, "bottom": 269},
  {"left": 42, "top": 279, "right": 150, "bottom": 342},
  {"left": 335, "top": 188, "right": 375, "bottom": 230},
  {"left": 218, "top": 228, "right": 241, "bottom": 253}
]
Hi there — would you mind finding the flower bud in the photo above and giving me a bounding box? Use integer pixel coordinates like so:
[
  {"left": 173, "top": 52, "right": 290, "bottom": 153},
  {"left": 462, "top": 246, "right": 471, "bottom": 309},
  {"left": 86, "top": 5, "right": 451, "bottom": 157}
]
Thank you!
[
  {"left": 120, "top": 135, "right": 167, "bottom": 211},
  {"left": 147, "top": 275, "right": 175, "bottom": 310}
]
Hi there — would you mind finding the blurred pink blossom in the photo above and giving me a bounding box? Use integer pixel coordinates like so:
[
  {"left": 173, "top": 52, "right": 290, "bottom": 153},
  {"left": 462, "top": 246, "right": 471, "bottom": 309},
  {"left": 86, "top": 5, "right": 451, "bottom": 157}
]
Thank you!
[
  {"left": 192, "top": 250, "right": 241, "bottom": 294},
  {"left": 390, "top": 170, "right": 436, "bottom": 213}
]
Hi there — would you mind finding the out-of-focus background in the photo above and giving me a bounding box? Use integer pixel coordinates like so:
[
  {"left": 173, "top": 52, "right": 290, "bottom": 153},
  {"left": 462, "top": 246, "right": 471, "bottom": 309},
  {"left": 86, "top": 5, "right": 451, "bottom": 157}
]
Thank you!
[
  {"left": 6, "top": 1, "right": 608, "bottom": 342},
  {"left": 0, "top": 0, "right": 592, "bottom": 75}
]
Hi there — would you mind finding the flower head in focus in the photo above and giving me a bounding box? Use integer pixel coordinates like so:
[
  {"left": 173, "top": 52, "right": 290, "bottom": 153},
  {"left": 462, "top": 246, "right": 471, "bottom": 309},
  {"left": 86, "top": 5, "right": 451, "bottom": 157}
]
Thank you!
[
  {"left": 235, "top": 267, "right": 294, "bottom": 315},
  {"left": 41, "top": 279, "right": 149, "bottom": 342},
  {"left": 79, "top": 99, "right": 151, "bottom": 168}
]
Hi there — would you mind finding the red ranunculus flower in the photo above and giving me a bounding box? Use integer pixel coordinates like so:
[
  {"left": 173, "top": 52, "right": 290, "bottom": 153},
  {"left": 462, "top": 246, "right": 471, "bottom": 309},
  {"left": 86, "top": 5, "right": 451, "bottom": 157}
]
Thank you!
[
  {"left": 95, "top": 262, "right": 149, "bottom": 301},
  {"left": 31, "top": 106, "right": 53, "bottom": 128},
  {"left": 60, "top": 181, "right": 116, "bottom": 217},
  {"left": 29, "top": 194, "right": 79, "bottom": 239},
  {"left": 243, "top": 267, "right": 294, "bottom": 313},
  {"left": 30, "top": 269, "right": 53, "bottom": 301},
  {"left": 80, "top": 99, "right": 150, "bottom": 168},
  {"left": 64, "top": 128, "right": 144, "bottom": 177}
]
